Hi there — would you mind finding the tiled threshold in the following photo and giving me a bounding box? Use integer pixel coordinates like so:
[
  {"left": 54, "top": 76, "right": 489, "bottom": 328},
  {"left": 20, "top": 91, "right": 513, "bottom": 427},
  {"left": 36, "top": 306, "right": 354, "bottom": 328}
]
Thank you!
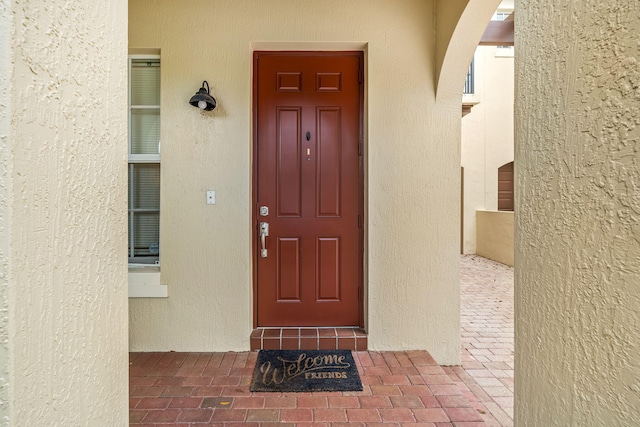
[{"left": 250, "top": 327, "right": 367, "bottom": 351}]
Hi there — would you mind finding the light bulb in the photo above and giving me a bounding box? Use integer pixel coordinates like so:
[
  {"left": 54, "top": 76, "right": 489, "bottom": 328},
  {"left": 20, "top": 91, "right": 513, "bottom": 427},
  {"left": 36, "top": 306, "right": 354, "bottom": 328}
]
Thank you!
[{"left": 198, "top": 100, "right": 208, "bottom": 110}]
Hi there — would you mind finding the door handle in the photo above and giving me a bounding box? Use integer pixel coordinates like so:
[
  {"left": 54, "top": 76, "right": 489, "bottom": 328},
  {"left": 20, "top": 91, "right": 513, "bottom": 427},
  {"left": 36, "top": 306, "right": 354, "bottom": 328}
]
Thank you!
[{"left": 260, "top": 222, "right": 269, "bottom": 258}]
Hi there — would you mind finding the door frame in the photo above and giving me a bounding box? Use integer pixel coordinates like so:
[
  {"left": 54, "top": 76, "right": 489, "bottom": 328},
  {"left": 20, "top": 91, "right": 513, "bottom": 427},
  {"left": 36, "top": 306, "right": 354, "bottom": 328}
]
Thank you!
[{"left": 251, "top": 50, "right": 365, "bottom": 329}]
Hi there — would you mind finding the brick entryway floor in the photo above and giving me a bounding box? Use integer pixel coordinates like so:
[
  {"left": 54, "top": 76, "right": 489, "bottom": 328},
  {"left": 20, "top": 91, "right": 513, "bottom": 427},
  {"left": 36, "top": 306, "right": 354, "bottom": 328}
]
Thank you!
[
  {"left": 129, "top": 255, "right": 513, "bottom": 426},
  {"left": 454, "top": 255, "right": 514, "bottom": 426}
]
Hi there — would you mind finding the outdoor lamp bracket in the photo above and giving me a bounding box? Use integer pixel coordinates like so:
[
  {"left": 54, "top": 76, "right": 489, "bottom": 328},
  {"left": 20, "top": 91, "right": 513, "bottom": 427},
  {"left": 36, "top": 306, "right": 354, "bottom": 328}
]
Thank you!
[{"left": 189, "top": 80, "right": 217, "bottom": 111}]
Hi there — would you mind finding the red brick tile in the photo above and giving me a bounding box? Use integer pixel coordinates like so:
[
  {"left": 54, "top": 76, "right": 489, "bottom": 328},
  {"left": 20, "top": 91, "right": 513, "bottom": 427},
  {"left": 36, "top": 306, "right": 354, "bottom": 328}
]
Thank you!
[
  {"left": 356, "top": 337, "right": 368, "bottom": 350},
  {"left": 281, "top": 337, "right": 299, "bottom": 350},
  {"left": 129, "top": 376, "right": 156, "bottom": 386},
  {"left": 338, "top": 338, "right": 356, "bottom": 350},
  {"left": 361, "top": 374, "right": 382, "bottom": 385},
  {"left": 129, "top": 367, "right": 154, "bottom": 377},
  {"left": 412, "top": 408, "right": 450, "bottom": 423},
  {"left": 129, "top": 409, "right": 147, "bottom": 424},
  {"left": 168, "top": 397, "right": 203, "bottom": 408},
  {"left": 423, "top": 375, "right": 454, "bottom": 385},
  {"left": 160, "top": 386, "right": 194, "bottom": 397},
  {"left": 264, "top": 396, "right": 296, "bottom": 409},
  {"left": 263, "top": 329, "right": 281, "bottom": 338},
  {"left": 147, "top": 367, "right": 179, "bottom": 377},
  {"left": 246, "top": 408, "right": 279, "bottom": 422},
  {"left": 421, "top": 395, "right": 442, "bottom": 408},
  {"left": 390, "top": 395, "right": 425, "bottom": 408},
  {"left": 250, "top": 337, "right": 261, "bottom": 350},
  {"left": 354, "top": 352, "right": 373, "bottom": 366},
  {"left": 141, "top": 408, "right": 180, "bottom": 423},
  {"left": 346, "top": 408, "right": 382, "bottom": 422},
  {"left": 175, "top": 366, "right": 205, "bottom": 377},
  {"left": 220, "top": 386, "right": 251, "bottom": 396},
  {"left": 262, "top": 338, "right": 281, "bottom": 350},
  {"left": 337, "top": 328, "right": 356, "bottom": 337},
  {"left": 176, "top": 408, "right": 214, "bottom": 423},
  {"left": 182, "top": 376, "right": 212, "bottom": 386},
  {"left": 280, "top": 408, "right": 314, "bottom": 422},
  {"left": 210, "top": 409, "right": 247, "bottom": 422},
  {"left": 211, "top": 375, "right": 241, "bottom": 386},
  {"left": 192, "top": 385, "right": 224, "bottom": 396},
  {"left": 427, "top": 384, "right": 461, "bottom": 396},
  {"left": 443, "top": 407, "right": 484, "bottom": 422},
  {"left": 327, "top": 396, "right": 360, "bottom": 408},
  {"left": 300, "top": 328, "right": 318, "bottom": 337},
  {"left": 436, "top": 395, "right": 472, "bottom": 408},
  {"left": 364, "top": 366, "right": 392, "bottom": 376},
  {"left": 370, "top": 385, "right": 401, "bottom": 396},
  {"left": 153, "top": 376, "right": 185, "bottom": 386},
  {"left": 409, "top": 375, "right": 427, "bottom": 384},
  {"left": 359, "top": 396, "right": 392, "bottom": 408},
  {"left": 297, "top": 396, "right": 328, "bottom": 408},
  {"left": 381, "top": 375, "right": 411, "bottom": 385},
  {"left": 136, "top": 397, "right": 171, "bottom": 409},
  {"left": 399, "top": 385, "right": 433, "bottom": 396},
  {"left": 314, "top": 408, "right": 348, "bottom": 422},
  {"left": 300, "top": 337, "right": 318, "bottom": 349},
  {"left": 390, "top": 366, "right": 419, "bottom": 375},
  {"left": 203, "top": 366, "right": 232, "bottom": 376},
  {"left": 318, "top": 337, "right": 337, "bottom": 350},
  {"left": 201, "top": 396, "right": 234, "bottom": 408},
  {"left": 130, "top": 386, "right": 166, "bottom": 397},
  {"left": 319, "top": 328, "right": 337, "bottom": 337},
  {"left": 230, "top": 366, "right": 254, "bottom": 376},
  {"left": 233, "top": 396, "right": 265, "bottom": 409},
  {"left": 379, "top": 408, "right": 416, "bottom": 422}
]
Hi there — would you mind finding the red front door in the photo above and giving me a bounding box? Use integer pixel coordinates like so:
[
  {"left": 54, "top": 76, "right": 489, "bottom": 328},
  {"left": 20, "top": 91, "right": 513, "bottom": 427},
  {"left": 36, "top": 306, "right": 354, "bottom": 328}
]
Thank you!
[{"left": 253, "top": 52, "right": 363, "bottom": 327}]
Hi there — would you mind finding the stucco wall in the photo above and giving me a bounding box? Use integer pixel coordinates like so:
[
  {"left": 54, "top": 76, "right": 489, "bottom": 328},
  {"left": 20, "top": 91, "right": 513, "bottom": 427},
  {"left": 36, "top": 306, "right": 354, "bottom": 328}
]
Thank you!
[
  {"left": 476, "top": 210, "right": 513, "bottom": 267},
  {"left": 0, "top": 1, "right": 12, "bottom": 423},
  {"left": 516, "top": 1, "right": 640, "bottom": 424},
  {"left": 128, "top": 0, "right": 462, "bottom": 364},
  {"left": 3, "top": 0, "right": 129, "bottom": 425},
  {"left": 461, "top": 45, "right": 514, "bottom": 254}
]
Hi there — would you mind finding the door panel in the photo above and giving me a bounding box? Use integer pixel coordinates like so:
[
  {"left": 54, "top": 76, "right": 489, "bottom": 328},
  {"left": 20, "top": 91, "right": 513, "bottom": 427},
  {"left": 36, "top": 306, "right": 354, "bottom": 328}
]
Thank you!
[{"left": 254, "top": 52, "right": 363, "bottom": 327}]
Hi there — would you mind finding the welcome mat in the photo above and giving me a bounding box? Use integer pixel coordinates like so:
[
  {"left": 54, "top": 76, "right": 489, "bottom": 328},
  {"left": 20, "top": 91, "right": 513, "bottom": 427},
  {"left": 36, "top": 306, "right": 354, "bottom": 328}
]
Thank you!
[{"left": 250, "top": 350, "right": 363, "bottom": 392}]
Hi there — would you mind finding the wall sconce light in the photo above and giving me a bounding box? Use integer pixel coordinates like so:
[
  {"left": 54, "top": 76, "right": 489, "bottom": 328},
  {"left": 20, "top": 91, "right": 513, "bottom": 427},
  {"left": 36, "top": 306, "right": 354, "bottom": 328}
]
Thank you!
[{"left": 189, "top": 81, "right": 217, "bottom": 111}]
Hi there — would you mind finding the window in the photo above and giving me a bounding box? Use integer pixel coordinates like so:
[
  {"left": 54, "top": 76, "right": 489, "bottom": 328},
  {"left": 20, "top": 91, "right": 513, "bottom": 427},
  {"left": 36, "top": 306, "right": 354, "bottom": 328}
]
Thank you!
[
  {"left": 464, "top": 58, "right": 475, "bottom": 95},
  {"left": 492, "top": 11, "right": 512, "bottom": 21},
  {"left": 128, "top": 56, "right": 160, "bottom": 264}
]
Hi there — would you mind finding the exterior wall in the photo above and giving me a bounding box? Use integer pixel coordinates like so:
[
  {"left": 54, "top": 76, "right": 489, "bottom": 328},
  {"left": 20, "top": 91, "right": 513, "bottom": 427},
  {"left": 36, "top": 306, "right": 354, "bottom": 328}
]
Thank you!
[
  {"left": 129, "top": 0, "right": 462, "bottom": 364},
  {"left": 1, "top": 0, "right": 129, "bottom": 425},
  {"left": 0, "top": 1, "right": 12, "bottom": 422},
  {"left": 461, "top": 44, "right": 514, "bottom": 254},
  {"left": 516, "top": 1, "right": 640, "bottom": 425},
  {"left": 476, "top": 210, "right": 513, "bottom": 266}
]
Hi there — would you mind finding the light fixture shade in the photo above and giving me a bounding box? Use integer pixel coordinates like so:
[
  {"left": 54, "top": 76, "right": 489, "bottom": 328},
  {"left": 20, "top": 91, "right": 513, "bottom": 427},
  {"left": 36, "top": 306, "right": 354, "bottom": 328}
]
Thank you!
[{"left": 189, "top": 81, "right": 216, "bottom": 111}]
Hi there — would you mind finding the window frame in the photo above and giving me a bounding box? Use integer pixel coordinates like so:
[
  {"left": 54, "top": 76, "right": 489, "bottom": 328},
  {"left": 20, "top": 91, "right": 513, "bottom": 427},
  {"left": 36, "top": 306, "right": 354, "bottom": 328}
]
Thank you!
[{"left": 128, "top": 54, "right": 161, "bottom": 265}]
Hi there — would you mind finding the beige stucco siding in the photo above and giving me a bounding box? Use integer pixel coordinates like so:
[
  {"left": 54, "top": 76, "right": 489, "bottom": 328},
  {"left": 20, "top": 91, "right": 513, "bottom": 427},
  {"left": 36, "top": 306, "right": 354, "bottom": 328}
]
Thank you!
[
  {"left": 476, "top": 210, "right": 513, "bottom": 266},
  {"left": 2, "top": 0, "right": 129, "bottom": 424},
  {"left": 129, "top": 0, "right": 462, "bottom": 364},
  {"left": 516, "top": 0, "right": 640, "bottom": 424}
]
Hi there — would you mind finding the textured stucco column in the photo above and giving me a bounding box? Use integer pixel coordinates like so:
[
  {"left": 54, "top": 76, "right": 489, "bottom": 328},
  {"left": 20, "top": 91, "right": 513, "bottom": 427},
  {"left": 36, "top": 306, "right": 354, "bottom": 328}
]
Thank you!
[
  {"left": 1, "top": 0, "right": 129, "bottom": 425},
  {"left": 515, "top": 1, "right": 640, "bottom": 425}
]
